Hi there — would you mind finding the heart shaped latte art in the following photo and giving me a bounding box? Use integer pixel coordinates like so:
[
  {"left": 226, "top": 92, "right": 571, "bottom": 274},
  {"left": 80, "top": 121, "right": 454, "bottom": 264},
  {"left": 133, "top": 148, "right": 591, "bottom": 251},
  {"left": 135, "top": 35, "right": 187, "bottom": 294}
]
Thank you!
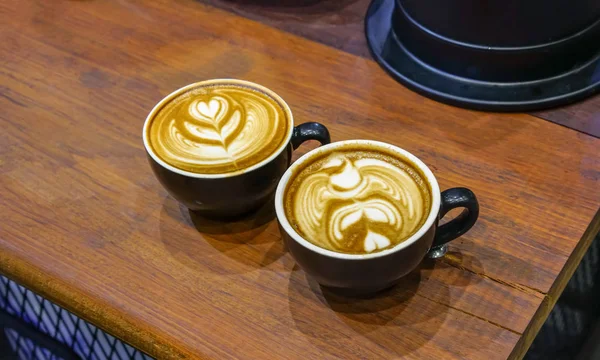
[
  {"left": 189, "top": 97, "right": 228, "bottom": 125},
  {"left": 148, "top": 84, "right": 290, "bottom": 174}
]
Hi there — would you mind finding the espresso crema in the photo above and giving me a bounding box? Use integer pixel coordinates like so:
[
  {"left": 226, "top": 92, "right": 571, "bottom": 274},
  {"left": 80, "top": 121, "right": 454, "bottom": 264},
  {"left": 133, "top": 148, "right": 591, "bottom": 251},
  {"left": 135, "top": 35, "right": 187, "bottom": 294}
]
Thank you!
[
  {"left": 146, "top": 81, "right": 290, "bottom": 174},
  {"left": 285, "top": 146, "right": 431, "bottom": 254}
]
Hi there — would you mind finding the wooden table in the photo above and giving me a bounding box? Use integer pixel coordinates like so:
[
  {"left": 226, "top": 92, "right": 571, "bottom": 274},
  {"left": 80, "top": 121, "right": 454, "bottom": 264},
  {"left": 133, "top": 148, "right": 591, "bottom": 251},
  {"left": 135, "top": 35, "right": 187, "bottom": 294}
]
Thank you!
[
  {"left": 203, "top": 0, "right": 600, "bottom": 139},
  {"left": 0, "top": 1, "right": 599, "bottom": 359}
]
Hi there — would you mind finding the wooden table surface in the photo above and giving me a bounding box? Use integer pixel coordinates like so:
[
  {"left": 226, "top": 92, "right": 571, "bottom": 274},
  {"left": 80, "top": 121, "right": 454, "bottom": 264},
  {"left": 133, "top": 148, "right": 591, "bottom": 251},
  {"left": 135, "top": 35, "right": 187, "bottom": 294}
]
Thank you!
[
  {"left": 0, "top": 1, "right": 599, "bottom": 359},
  {"left": 203, "top": 0, "right": 600, "bottom": 139}
]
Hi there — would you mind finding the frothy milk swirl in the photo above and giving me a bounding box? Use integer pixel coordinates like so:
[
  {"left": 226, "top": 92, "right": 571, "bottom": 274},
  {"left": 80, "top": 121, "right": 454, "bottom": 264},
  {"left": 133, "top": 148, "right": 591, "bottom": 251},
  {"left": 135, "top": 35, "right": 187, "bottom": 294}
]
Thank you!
[
  {"left": 285, "top": 149, "right": 431, "bottom": 254},
  {"left": 148, "top": 83, "right": 290, "bottom": 174}
]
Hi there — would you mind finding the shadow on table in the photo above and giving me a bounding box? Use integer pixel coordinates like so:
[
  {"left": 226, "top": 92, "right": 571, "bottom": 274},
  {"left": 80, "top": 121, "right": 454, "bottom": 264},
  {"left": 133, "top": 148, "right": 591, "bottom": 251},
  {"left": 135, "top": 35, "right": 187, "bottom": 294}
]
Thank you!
[
  {"left": 200, "top": 0, "right": 364, "bottom": 25},
  {"left": 214, "top": 0, "right": 360, "bottom": 13},
  {"left": 159, "top": 195, "right": 285, "bottom": 274},
  {"left": 287, "top": 257, "right": 454, "bottom": 358},
  {"left": 186, "top": 197, "right": 276, "bottom": 236}
]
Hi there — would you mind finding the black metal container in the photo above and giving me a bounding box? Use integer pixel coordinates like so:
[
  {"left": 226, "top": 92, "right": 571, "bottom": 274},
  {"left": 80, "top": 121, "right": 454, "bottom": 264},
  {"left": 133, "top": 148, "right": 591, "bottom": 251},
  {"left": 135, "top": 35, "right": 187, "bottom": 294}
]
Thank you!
[{"left": 365, "top": 0, "right": 600, "bottom": 111}]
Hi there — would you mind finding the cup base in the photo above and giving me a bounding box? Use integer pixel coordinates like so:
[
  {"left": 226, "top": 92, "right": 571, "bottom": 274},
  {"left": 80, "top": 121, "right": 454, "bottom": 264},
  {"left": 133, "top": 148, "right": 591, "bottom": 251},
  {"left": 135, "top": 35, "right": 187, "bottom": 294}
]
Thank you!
[
  {"left": 189, "top": 206, "right": 261, "bottom": 221},
  {"left": 320, "top": 282, "right": 398, "bottom": 298},
  {"left": 190, "top": 203, "right": 273, "bottom": 222}
]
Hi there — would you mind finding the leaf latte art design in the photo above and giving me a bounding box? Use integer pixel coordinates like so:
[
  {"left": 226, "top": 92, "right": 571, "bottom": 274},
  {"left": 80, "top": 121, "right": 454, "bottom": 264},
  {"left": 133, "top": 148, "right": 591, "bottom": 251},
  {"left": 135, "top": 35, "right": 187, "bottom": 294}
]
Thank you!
[
  {"left": 286, "top": 150, "right": 431, "bottom": 254},
  {"left": 148, "top": 84, "right": 289, "bottom": 174}
]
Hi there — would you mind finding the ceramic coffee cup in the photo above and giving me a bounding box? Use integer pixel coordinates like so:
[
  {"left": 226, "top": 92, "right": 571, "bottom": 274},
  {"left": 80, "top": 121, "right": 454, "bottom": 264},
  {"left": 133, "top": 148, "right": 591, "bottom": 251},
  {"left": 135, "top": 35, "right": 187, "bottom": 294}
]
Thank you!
[
  {"left": 275, "top": 140, "right": 479, "bottom": 295},
  {"left": 143, "top": 79, "right": 330, "bottom": 218}
]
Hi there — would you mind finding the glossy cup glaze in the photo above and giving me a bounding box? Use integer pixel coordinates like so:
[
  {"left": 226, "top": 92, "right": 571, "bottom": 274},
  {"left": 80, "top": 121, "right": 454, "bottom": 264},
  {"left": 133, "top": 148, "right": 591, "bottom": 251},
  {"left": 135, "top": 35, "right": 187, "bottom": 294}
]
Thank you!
[{"left": 275, "top": 140, "right": 478, "bottom": 295}]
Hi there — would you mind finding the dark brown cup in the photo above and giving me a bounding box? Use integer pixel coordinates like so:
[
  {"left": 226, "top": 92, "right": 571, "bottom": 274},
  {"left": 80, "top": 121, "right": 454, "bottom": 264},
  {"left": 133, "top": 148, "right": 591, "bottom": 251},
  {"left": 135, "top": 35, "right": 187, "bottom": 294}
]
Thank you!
[
  {"left": 275, "top": 140, "right": 479, "bottom": 295},
  {"left": 142, "top": 80, "right": 330, "bottom": 218}
]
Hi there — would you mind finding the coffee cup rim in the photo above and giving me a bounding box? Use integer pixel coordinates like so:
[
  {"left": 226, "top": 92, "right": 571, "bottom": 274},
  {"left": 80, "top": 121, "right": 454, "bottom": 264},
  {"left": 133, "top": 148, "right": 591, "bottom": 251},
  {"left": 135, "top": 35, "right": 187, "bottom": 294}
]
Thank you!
[
  {"left": 142, "top": 79, "right": 295, "bottom": 179},
  {"left": 275, "top": 140, "right": 442, "bottom": 260}
]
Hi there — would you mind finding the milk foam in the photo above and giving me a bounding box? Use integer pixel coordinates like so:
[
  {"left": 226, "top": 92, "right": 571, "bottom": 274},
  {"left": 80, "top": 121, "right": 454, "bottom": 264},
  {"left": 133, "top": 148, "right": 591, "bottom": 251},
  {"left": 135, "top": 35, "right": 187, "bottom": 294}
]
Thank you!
[
  {"left": 148, "top": 84, "right": 289, "bottom": 174},
  {"left": 286, "top": 150, "right": 431, "bottom": 254}
]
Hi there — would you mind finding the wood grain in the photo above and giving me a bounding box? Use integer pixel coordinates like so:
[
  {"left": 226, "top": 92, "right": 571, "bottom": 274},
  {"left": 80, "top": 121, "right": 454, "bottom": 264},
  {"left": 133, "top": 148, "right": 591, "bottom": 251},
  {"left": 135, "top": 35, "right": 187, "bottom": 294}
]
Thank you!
[
  {"left": 200, "top": 0, "right": 600, "bottom": 138},
  {"left": 202, "top": 0, "right": 372, "bottom": 57},
  {"left": 508, "top": 209, "right": 600, "bottom": 360},
  {"left": 533, "top": 99, "right": 600, "bottom": 138},
  {"left": 0, "top": 0, "right": 598, "bottom": 359}
]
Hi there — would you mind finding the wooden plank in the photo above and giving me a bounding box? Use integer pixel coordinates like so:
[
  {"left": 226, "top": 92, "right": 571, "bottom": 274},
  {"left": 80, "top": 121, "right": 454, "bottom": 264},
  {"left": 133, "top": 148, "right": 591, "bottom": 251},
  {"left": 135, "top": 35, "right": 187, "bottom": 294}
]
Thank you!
[
  {"left": 201, "top": 0, "right": 373, "bottom": 57},
  {"left": 508, "top": 210, "right": 600, "bottom": 360},
  {"left": 533, "top": 99, "right": 600, "bottom": 138},
  {"left": 0, "top": 0, "right": 598, "bottom": 358},
  {"left": 199, "top": 0, "right": 600, "bottom": 138}
]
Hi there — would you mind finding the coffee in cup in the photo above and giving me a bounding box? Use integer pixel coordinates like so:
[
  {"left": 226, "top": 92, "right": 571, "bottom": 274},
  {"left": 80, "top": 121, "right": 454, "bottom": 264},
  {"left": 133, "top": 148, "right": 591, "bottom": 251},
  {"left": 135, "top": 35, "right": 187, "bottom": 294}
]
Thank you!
[
  {"left": 276, "top": 140, "right": 479, "bottom": 294},
  {"left": 284, "top": 144, "right": 432, "bottom": 254},
  {"left": 146, "top": 81, "right": 291, "bottom": 175},
  {"left": 143, "top": 79, "right": 331, "bottom": 217}
]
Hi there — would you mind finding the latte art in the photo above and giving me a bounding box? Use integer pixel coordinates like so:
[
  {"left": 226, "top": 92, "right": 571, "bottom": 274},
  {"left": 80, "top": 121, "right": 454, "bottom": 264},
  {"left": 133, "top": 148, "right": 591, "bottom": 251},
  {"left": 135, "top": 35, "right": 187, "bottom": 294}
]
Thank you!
[
  {"left": 147, "top": 82, "right": 290, "bottom": 174},
  {"left": 285, "top": 148, "right": 431, "bottom": 254}
]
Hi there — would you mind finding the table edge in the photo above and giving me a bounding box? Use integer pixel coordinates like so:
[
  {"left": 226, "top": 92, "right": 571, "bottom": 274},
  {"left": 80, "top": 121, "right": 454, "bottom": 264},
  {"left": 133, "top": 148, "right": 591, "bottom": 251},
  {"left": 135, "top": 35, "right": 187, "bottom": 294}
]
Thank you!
[
  {"left": 0, "top": 248, "right": 198, "bottom": 360},
  {"left": 2, "top": 206, "right": 598, "bottom": 359},
  {"left": 508, "top": 208, "right": 600, "bottom": 360}
]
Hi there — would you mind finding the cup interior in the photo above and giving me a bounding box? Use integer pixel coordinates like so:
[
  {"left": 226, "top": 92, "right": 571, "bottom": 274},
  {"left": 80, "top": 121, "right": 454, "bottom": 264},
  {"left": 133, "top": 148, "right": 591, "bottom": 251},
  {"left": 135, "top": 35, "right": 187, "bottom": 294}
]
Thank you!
[
  {"left": 275, "top": 139, "right": 441, "bottom": 260},
  {"left": 142, "top": 79, "right": 295, "bottom": 179}
]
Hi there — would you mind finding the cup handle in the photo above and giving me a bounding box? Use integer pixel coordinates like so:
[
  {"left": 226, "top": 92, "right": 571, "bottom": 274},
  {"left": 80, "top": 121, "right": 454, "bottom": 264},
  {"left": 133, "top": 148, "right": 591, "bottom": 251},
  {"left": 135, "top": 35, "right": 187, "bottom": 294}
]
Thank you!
[
  {"left": 427, "top": 187, "right": 479, "bottom": 259},
  {"left": 291, "top": 122, "right": 331, "bottom": 149}
]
